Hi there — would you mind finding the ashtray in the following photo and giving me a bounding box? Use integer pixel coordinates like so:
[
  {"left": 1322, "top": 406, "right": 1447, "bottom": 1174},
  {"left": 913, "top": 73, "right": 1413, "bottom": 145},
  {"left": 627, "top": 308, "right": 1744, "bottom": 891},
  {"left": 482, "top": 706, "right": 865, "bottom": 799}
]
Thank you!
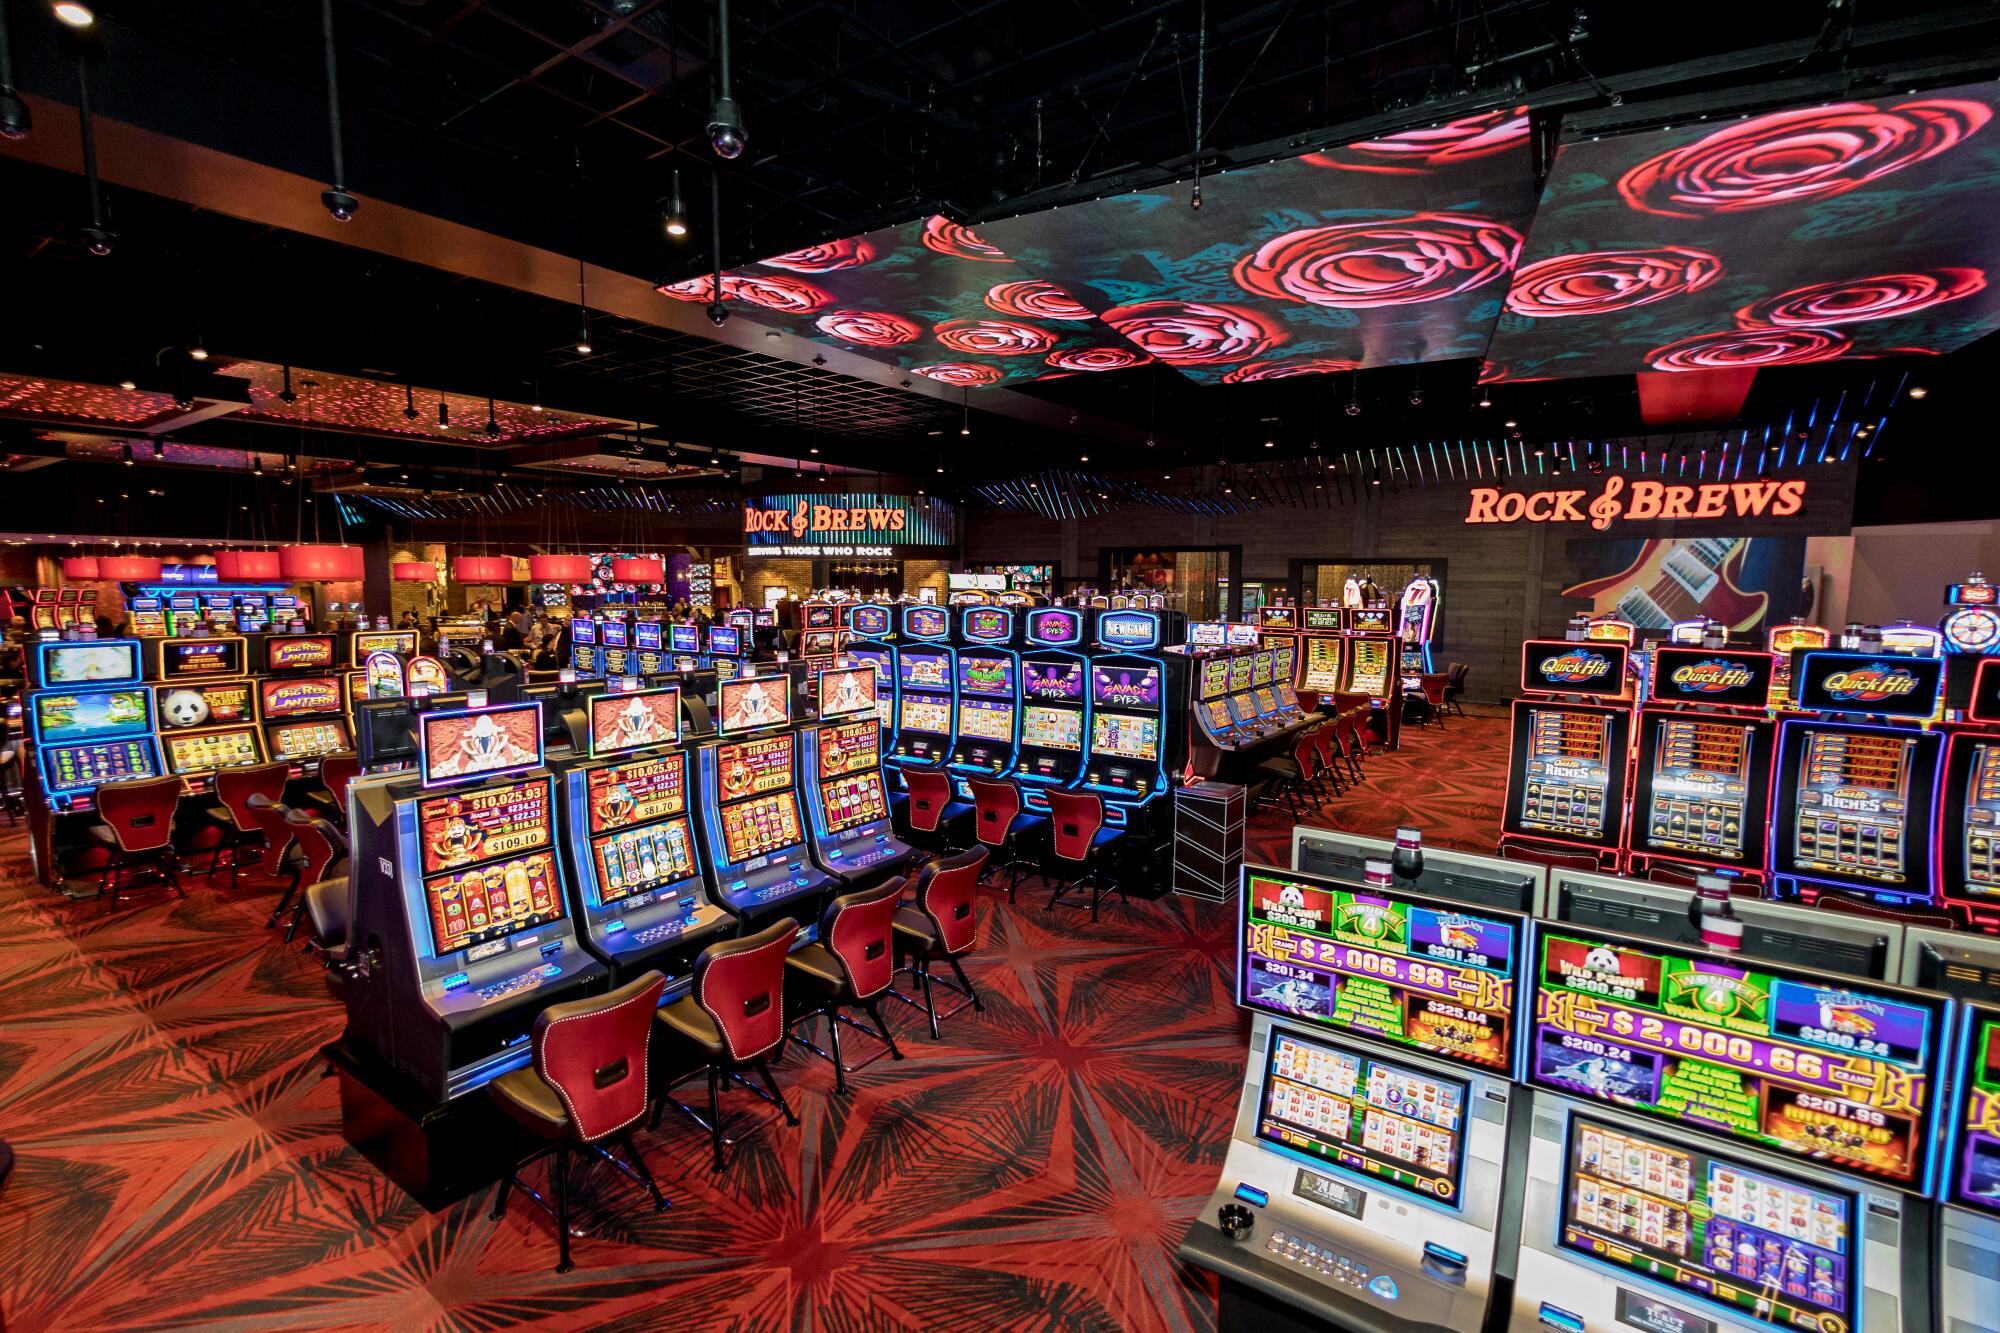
[{"left": 1217, "top": 1203, "right": 1255, "bottom": 1241}]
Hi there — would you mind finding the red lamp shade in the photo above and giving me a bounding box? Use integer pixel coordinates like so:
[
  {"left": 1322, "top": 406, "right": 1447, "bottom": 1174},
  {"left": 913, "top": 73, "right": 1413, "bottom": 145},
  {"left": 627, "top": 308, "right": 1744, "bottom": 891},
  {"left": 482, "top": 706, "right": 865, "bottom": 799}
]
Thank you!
[
  {"left": 279, "top": 544, "right": 365, "bottom": 582},
  {"left": 61, "top": 556, "right": 102, "bottom": 579},
  {"left": 392, "top": 561, "right": 437, "bottom": 582},
  {"left": 529, "top": 554, "right": 591, "bottom": 583},
  {"left": 215, "top": 549, "right": 282, "bottom": 581},
  {"left": 96, "top": 556, "right": 164, "bottom": 581},
  {"left": 612, "top": 557, "right": 665, "bottom": 584},
  {"left": 452, "top": 556, "right": 515, "bottom": 583}
]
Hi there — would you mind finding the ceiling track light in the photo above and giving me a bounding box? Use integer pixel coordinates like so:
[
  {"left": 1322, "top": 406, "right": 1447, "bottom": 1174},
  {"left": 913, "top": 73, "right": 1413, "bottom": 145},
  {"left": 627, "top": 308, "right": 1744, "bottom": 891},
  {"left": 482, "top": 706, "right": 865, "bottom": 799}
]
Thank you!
[
  {"left": 318, "top": 0, "right": 357, "bottom": 220},
  {"left": 707, "top": 0, "right": 746, "bottom": 159},
  {"left": 73, "top": 53, "right": 115, "bottom": 255}
]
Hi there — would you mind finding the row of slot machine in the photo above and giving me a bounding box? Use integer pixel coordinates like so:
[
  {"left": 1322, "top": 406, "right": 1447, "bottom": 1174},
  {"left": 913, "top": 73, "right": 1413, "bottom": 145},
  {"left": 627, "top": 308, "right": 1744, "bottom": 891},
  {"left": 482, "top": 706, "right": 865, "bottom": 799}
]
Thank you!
[
  {"left": 335, "top": 657, "right": 912, "bottom": 1128},
  {"left": 1499, "top": 604, "right": 2000, "bottom": 931},
  {"left": 567, "top": 612, "right": 755, "bottom": 679},
  {"left": 1167, "top": 623, "right": 1315, "bottom": 765},
  {"left": 1183, "top": 827, "right": 2000, "bottom": 1333},
  {"left": 1211, "top": 605, "right": 1411, "bottom": 750}
]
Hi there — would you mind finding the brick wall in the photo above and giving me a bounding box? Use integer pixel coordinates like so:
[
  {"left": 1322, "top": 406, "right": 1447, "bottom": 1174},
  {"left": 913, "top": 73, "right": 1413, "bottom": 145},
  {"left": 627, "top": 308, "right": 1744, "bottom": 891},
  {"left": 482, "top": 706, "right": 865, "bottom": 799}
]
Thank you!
[{"left": 742, "top": 559, "right": 812, "bottom": 609}]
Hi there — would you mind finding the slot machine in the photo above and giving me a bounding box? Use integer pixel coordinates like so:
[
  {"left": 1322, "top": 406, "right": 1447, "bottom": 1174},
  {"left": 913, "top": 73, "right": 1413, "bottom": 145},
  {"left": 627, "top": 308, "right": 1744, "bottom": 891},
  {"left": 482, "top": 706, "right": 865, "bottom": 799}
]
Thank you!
[
  {"left": 632, "top": 620, "right": 667, "bottom": 676},
  {"left": 1181, "top": 863, "right": 1531, "bottom": 1332},
  {"left": 1079, "top": 609, "right": 1178, "bottom": 841},
  {"left": 1937, "top": 657, "right": 2000, "bottom": 931},
  {"left": 1769, "top": 650, "right": 1945, "bottom": 907},
  {"left": 1937, "top": 1000, "right": 2000, "bottom": 1331},
  {"left": 1186, "top": 647, "right": 1246, "bottom": 767},
  {"left": 705, "top": 624, "right": 746, "bottom": 681},
  {"left": 342, "top": 699, "right": 606, "bottom": 1104},
  {"left": 126, "top": 595, "right": 168, "bottom": 637},
  {"left": 598, "top": 619, "right": 633, "bottom": 679},
  {"left": 25, "top": 639, "right": 164, "bottom": 815},
  {"left": 1339, "top": 625, "right": 1405, "bottom": 750},
  {"left": 155, "top": 676, "right": 265, "bottom": 793},
  {"left": 1297, "top": 606, "right": 1347, "bottom": 696},
  {"left": 569, "top": 615, "right": 601, "bottom": 677},
  {"left": 1500, "top": 639, "right": 1635, "bottom": 869},
  {"left": 1397, "top": 576, "right": 1442, "bottom": 676},
  {"left": 694, "top": 674, "right": 833, "bottom": 920},
  {"left": 233, "top": 593, "right": 271, "bottom": 634},
  {"left": 1625, "top": 646, "right": 1779, "bottom": 887},
  {"left": 1015, "top": 608, "right": 1091, "bottom": 808},
  {"left": 1940, "top": 571, "right": 2000, "bottom": 675},
  {"left": 1511, "top": 923, "right": 1948, "bottom": 1333},
  {"left": 1767, "top": 620, "right": 1830, "bottom": 712},
  {"left": 26, "top": 588, "right": 60, "bottom": 634},
  {"left": 667, "top": 623, "right": 702, "bottom": 673},
  {"left": 352, "top": 628, "right": 418, "bottom": 665},
  {"left": 256, "top": 673, "right": 353, "bottom": 778},
  {"left": 1257, "top": 603, "right": 1299, "bottom": 680},
  {"left": 802, "top": 601, "right": 839, "bottom": 637},
  {"left": 800, "top": 664, "right": 914, "bottom": 883},
  {"left": 947, "top": 605, "right": 1021, "bottom": 798},
  {"left": 884, "top": 604, "right": 956, "bottom": 781},
  {"left": 559, "top": 684, "right": 731, "bottom": 987}
]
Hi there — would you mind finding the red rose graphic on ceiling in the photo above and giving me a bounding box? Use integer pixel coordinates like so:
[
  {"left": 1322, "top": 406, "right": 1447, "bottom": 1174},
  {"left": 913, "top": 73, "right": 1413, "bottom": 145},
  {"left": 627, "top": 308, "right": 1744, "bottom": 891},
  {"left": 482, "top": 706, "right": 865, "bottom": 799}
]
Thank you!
[
  {"left": 1618, "top": 98, "right": 1992, "bottom": 218},
  {"left": 1303, "top": 107, "right": 1529, "bottom": 173},
  {"left": 1044, "top": 346, "right": 1151, "bottom": 372},
  {"left": 1233, "top": 214, "right": 1523, "bottom": 309},
  {"left": 1220, "top": 359, "right": 1362, "bottom": 383},
  {"left": 1736, "top": 268, "right": 1987, "bottom": 327},
  {"left": 1504, "top": 247, "right": 1722, "bottom": 318},
  {"left": 655, "top": 273, "right": 832, "bottom": 314},
  {"left": 1648, "top": 328, "right": 1851, "bottom": 372},
  {"left": 762, "top": 236, "right": 877, "bottom": 273},
  {"left": 920, "top": 217, "right": 1012, "bottom": 263},
  {"left": 1100, "top": 301, "right": 1286, "bottom": 365},
  {"left": 910, "top": 363, "right": 1006, "bottom": 386},
  {"left": 814, "top": 310, "right": 924, "bottom": 347},
  {"left": 985, "top": 280, "right": 1096, "bottom": 321},
  {"left": 933, "top": 319, "right": 1057, "bottom": 356}
]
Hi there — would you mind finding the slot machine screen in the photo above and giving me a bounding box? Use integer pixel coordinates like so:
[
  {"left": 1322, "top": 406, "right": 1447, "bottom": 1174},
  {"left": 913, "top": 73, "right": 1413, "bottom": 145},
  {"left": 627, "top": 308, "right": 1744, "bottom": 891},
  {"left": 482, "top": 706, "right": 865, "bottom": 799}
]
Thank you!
[
  {"left": 1788, "top": 728, "right": 1921, "bottom": 888},
  {"left": 1252, "top": 651, "right": 1274, "bottom": 686},
  {"left": 1641, "top": 716, "right": 1760, "bottom": 862},
  {"left": 263, "top": 636, "right": 337, "bottom": 672},
  {"left": 423, "top": 849, "right": 565, "bottom": 956},
  {"left": 851, "top": 604, "right": 892, "bottom": 637},
  {"left": 155, "top": 680, "right": 253, "bottom": 730},
  {"left": 900, "top": 696, "right": 951, "bottom": 735},
  {"left": 1239, "top": 869, "right": 1521, "bottom": 1072},
  {"left": 1097, "top": 611, "right": 1157, "bottom": 649},
  {"left": 1946, "top": 1004, "right": 2000, "bottom": 1217},
  {"left": 958, "top": 654, "right": 1015, "bottom": 697},
  {"left": 600, "top": 621, "right": 629, "bottom": 649},
  {"left": 1089, "top": 713, "right": 1159, "bottom": 761},
  {"left": 801, "top": 630, "right": 839, "bottom": 657},
  {"left": 720, "top": 791, "right": 803, "bottom": 863},
  {"left": 1517, "top": 706, "right": 1617, "bottom": 841},
  {"left": 1304, "top": 638, "right": 1343, "bottom": 690},
  {"left": 670, "top": 625, "right": 701, "bottom": 654},
  {"left": 32, "top": 688, "right": 151, "bottom": 743},
  {"left": 1188, "top": 622, "right": 1227, "bottom": 648},
  {"left": 585, "top": 755, "right": 695, "bottom": 905},
  {"left": 268, "top": 719, "right": 351, "bottom": 761},
  {"left": 821, "top": 772, "right": 888, "bottom": 833},
  {"left": 904, "top": 606, "right": 948, "bottom": 639},
  {"left": 897, "top": 651, "right": 950, "bottom": 690},
  {"left": 716, "top": 732, "right": 794, "bottom": 801},
  {"left": 1254, "top": 1026, "right": 1473, "bottom": 1209},
  {"left": 1952, "top": 740, "right": 2000, "bottom": 902},
  {"left": 357, "top": 700, "right": 418, "bottom": 769},
  {"left": 1226, "top": 623, "right": 1262, "bottom": 646},
  {"left": 587, "top": 687, "right": 680, "bottom": 757},
  {"left": 817, "top": 720, "right": 878, "bottom": 776},
  {"left": 1228, "top": 656, "right": 1254, "bottom": 693},
  {"left": 635, "top": 622, "right": 663, "bottom": 651},
  {"left": 1093, "top": 664, "right": 1161, "bottom": 710},
  {"left": 1023, "top": 660, "right": 1084, "bottom": 701},
  {"left": 1254, "top": 687, "right": 1279, "bottom": 716},
  {"left": 36, "top": 640, "right": 138, "bottom": 686},
  {"left": 417, "top": 703, "right": 544, "bottom": 786},
  {"left": 1349, "top": 639, "right": 1391, "bottom": 694},
  {"left": 164, "top": 726, "right": 263, "bottom": 773},
  {"left": 158, "top": 638, "right": 245, "bottom": 681},
  {"left": 1557, "top": 1116, "right": 1858, "bottom": 1333},
  {"left": 817, "top": 666, "right": 877, "bottom": 720},
  {"left": 1791, "top": 652, "right": 1943, "bottom": 719},
  {"left": 1202, "top": 699, "right": 1234, "bottom": 734},
  {"left": 963, "top": 607, "right": 1010, "bottom": 642},
  {"left": 706, "top": 626, "right": 741, "bottom": 657},
  {"left": 586, "top": 755, "right": 686, "bottom": 836},
  {"left": 259, "top": 676, "right": 344, "bottom": 720},
  {"left": 1528, "top": 928, "right": 1945, "bottom": 1188},
  {"left": 1022, "top": 705, "right": 1082, "bottom": 752},
  {"left": 1199, "top": 658, "right": 1230, "bottom": 700},
  {"left": 957, "top": 697, "right": 1015, "bottom": 741},
  {"left": 353, "top": 631, "right": 417, "bottom": 657},
  {"left": 418, "top": 778, "right": 553, "bottom": 875},
  {"left": 805, "top": 603, "right": 838, "bottom": 630},
  {"left": 1275, "top": 645, "right": 1295, "bottom": 682},
  {"left": 716, "top": 676, "right": 790, "bottom": 734},
  {"left": 1226, "top": 694, "right": 1256, "bottom": 725},
  {"left": 572, "top": 618, "right": 598, "bottom": 645},
  {"left": 42, "top": 738, "right": 158, "bottom": 793}
]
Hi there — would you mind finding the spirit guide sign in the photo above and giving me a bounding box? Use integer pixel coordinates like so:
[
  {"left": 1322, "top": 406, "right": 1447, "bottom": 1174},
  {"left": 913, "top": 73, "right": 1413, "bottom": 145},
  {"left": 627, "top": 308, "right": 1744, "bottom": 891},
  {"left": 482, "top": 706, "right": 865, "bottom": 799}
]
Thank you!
[{"left": 1461, "top": 472, "right": 1850, "bottom": 535}]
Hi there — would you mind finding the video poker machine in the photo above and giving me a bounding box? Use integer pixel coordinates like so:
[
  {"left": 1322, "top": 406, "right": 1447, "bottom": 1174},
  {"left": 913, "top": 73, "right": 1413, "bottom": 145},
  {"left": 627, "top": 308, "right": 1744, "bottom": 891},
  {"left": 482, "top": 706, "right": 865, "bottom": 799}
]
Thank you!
[
  {"left": 1769, "top": 650, "right": 1945, "bottom": 907},
  {"left": 1511, "top": 924, "right": 1947, "bottom": 1333},
  {"left": 1015, "top": 607, "right": 1090, "bottom": 809},
  {"left": 1080, "top": 609, "right": 1177, "bottom": 832},
  {"left": 694, "top": 674, "right": 834, "bottom": 921},
  {"left": 800, "top": 664, "right": 914, "bottom": 884},
  {"left": 947, "top": 605, "right": 1021, "bottom": 798},
  {"left": 885, "top": 604, "right": 956, "bottom": 779},
  {"left": 1626, "top": 646, "right": 1779, "bottom": 886},
  {"left": 1938, "top": 1000, "right": 2000, "bottom": 1332},
  {"left": 342, "top": 700, "right": 607, "bottom": 1105},
  {"left": 1501, "top": 640, "right": 1635, "bottom": 869},
  {"left": 559, "top": 684, "right": 731, "bottom": 987},
  {"left": 1182, "top": 863, "right": 1531, "bottom": 1332}
]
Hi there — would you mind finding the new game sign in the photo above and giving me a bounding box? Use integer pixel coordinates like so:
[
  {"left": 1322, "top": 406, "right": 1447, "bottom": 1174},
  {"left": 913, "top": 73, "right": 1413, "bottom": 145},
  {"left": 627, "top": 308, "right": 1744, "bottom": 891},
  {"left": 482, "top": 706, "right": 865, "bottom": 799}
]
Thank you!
[
  {"left": 1649, "top": 645, "right": 1775, "bottom": 709},
  {"left": 743, "top": 492, "right": 958, "bottom": 558},
  {"left": 1238, "top": 867, "right": 1523, "bottom": 1074},
  {"left": 1522, "top": 638, "right": 1629, "bottom": 697}
]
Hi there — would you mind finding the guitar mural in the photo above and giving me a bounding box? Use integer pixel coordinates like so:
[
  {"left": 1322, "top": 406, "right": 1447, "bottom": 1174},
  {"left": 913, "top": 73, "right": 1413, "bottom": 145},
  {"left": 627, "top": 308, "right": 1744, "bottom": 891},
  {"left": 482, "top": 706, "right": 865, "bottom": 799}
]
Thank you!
[{"left": 1559, "top": 536, "right": 1802, "bottom": 635}]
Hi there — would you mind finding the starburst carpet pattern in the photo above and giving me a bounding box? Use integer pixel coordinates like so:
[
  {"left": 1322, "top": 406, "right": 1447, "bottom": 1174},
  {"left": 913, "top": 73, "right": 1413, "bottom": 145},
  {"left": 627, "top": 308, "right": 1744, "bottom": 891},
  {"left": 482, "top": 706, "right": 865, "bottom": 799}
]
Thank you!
[{"left": 0, "top": 714, "right": 1507, "bottom": 1331}]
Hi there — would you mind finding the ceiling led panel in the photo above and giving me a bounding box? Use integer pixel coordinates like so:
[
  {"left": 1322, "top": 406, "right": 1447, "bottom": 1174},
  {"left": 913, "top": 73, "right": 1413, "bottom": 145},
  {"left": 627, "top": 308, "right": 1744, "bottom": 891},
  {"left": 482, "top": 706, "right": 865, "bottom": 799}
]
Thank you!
[
  {"left": 982, "top": 107, "right": 1538, "bottom": 384},
  {"left": 1482, "top": 81, "right": 2000, "bottom": 381},
  {"left": 656, "top": 216, "right": 1147, "bottom": 387}
]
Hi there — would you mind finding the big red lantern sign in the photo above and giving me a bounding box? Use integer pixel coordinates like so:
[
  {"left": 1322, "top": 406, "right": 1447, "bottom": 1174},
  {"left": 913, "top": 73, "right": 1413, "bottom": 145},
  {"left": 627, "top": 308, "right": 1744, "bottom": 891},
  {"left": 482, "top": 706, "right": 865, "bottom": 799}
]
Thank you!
[
  {"left": 743, "top": 492, "right": 957, "bottom": 559},
  {"left": 1464, "top": 475, "right": 1813, "bottom": 531}
]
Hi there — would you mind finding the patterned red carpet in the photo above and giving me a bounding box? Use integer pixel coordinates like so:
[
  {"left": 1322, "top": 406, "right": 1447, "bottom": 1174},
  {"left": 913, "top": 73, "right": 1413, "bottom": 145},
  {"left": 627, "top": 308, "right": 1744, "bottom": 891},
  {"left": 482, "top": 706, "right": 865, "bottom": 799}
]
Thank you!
[{"left": 0, "top": 714, "right": 1506, "bottom": 1332}]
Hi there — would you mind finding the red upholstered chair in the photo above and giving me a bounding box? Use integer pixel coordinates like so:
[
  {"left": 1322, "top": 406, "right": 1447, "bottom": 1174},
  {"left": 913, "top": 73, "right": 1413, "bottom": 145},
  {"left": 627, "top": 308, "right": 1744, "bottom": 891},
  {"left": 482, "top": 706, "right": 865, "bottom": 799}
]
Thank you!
[
  {"left": 1254, "top": 728, "right": 1317, "bottom": 821},
  {"left": 243, "top": 792, "right": 299, "bottom": 888},
  {"left": 651, "top": 918, "right": 801, "bottom": 1171},
  {"left": 489, "top": 970, "right": 669, "bottom": 1273},
  {"left": 90, "top": 776, "right": 187, "bottom": 911},
  {"left": 311, "top": 753, "right": 362, "bottom": 827},
  {"left": 1307, "top": 725, "right": 1344, "bottom": 801},
  {"left": 898, "top": 767, "right": 972, "bottom": 852},
  {"left": 785, "top": 878, "right": 907, "bottom": 1093},
  {"left": 1040, "top": 789, "right": 1127, "bottom": 922},
  {"left": 890, "top": 847, "right": 987, "bottom": 1039},
  {"left": 1417, "top": 673, "right": 1450, "bottom": 727},
  {"left": 1294, "top": 689, "right": 1321, "bottom": 715},
  {"left": 269, "top": 807, "right": 349, "bottom": 941},
  {"left": 967, "top": 776, "right": 1047, "bottom": 902},
  {"left": 206, "top": 761, "right": 291, "bottom": 886}
]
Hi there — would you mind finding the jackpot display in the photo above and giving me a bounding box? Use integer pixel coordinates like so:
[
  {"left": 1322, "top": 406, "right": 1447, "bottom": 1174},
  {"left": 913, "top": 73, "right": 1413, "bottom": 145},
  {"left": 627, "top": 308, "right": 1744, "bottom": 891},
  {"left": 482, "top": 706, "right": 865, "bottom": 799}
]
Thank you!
[
  {"left": 416, "top": 779, "right": 565, "bottom": 955},
  {"left": 1946, "top": 1003, "right": 2000, "bottom": 1217},
  {"left": 1240, "top": 870, "right": 1522, "bottom": 1074},
  {"left": 583, "top": 755, "right": 697, "bottom": 903},
  {"left": 1528, "top": 928, "right": 1946, "bottom": 1188}
]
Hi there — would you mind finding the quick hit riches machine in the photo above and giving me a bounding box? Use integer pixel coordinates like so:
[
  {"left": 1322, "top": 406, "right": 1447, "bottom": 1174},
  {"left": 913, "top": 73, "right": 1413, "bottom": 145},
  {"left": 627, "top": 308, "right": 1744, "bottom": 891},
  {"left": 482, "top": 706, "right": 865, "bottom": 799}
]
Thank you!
[
  {"left": 561, "top": 685, "right": 731, "bottom": 987},
  {"left": 799, "top": 664, "right": 914, "bottom": 884},
  {"left": 343, "top": 699, "right": 606, "bottom": 1102},
  {"left": 1080, "top": 609, "right": 1176, "bottom": 832},
  {"left": 947, "top": 605, "right": 1021, "bottom": 798},
  {"left": 884, "top": 604, "right": 956, "bottom": 779},
  {"left": 1513, "top": 923, "right": 1948, "bottom": 1333},
  {"left": 1500, "top": 639, "right": 1634, "bottom": 870},
  {"left": 1014, "top": 607, "right": 1090, "bottom": 810},
  {"left": 1769, "top": 650, "right": 1944, "bottom": 907},
  {"left": 1937, "top": 657, "right": 2000, "bottom": 930},
  {"left": 1625, "top": 646, "right": 1779, "bottom": 887},
  {"left": 694, "top": 674, "right": 833, "bottom": 919},
  {"left": 1182, "top": 863, "right": 1531, "bottom": 1331},
  {"left": 1937, "top": 1000, "right": 2000, "bottom": 1332}
]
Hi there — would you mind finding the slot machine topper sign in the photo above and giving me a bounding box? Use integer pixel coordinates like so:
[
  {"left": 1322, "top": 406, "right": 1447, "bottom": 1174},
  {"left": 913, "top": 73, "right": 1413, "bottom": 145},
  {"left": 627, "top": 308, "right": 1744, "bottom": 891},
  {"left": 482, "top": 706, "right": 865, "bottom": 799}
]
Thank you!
[
  {"left": 1523, "top": 639, "right": 1630, "bottom": 698},
  {"left": 1649, "top": 646, "right": 1776, "bottom": 710}
]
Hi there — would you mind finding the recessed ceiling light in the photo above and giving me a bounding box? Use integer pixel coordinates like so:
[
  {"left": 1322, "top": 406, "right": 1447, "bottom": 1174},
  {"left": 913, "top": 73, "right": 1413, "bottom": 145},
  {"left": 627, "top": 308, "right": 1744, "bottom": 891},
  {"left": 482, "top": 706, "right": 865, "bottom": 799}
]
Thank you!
[
  {"left": 1504, "top": 419, "right": 1518, "bottom": 428},
  {"left": 1908, "top": 385, "right": 1928, "bottom": 399},
  {"left": 53, "top": 2, "right": 94, "bottom": 28}
]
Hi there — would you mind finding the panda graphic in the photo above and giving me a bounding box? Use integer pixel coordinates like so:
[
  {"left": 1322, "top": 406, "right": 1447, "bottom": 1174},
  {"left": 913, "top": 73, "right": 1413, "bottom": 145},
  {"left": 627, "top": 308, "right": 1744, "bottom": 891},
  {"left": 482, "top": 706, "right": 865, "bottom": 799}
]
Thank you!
[
  {"left": 161, "top": 690, "right": 211, "bottom": 730},
  {"left": 1583, "top": 945, "right": 1623, "bottom": 975},
  {"left": 1278, "top": 883, "right": 1307, "bottom": 909}
]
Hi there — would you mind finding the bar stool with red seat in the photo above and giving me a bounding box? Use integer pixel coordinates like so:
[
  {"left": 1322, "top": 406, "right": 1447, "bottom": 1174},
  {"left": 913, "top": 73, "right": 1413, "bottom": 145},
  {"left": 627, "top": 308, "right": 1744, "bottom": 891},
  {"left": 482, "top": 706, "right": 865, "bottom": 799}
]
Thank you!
[
  {"left": 89, "top": 776, "right": 188, "bottom": 911},
  {"left": 784, "top": 878, "right": 907, "bottom": 1093},
  {"left": 270, "top": 807, "right": 349, "bottom": 941},
  {"left": 205, "top": 761, "right": 290, "bottom": 887},
  {"left": 307, "top": 753, "right": 362, "bottom": 828},
  {"left": 966, "top": 776, "right": 1047, "bottom": 902},
  {"left": 1416, "top": 673, "right": 1451, "bottom": 728},
  {"left": 889, "top": 847, "right": 987, "bottom": 1039},
  {"left": 1307, "top": 724, "right": 1344, "bottom": 801},
  {"left": 650, "top": 918, "right": 801, "bottom": 1172},
  {"left": 244, "top": 792, "right": 298, "bottom": 888},
  {"left": 489, "top": 970, "right": 670, "bottom": 1273},
  {"left": 1040, "top": 789, "right": 1127, "bottom": 922},
  {"left": 897, "top": 766, "right": 973, "bottom": 853}
]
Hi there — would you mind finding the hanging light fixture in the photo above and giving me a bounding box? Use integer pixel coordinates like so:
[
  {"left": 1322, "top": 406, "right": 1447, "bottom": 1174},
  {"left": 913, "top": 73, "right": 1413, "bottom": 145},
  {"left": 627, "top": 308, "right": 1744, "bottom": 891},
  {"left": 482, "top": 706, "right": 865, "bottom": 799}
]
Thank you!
[
  {"left": 0, "top": 0, "right": 31, "bottom": 140},
  {"left": 662, "top": 168, "right": 688, "bottom": 238},
  {"left": 706, "top": 0, "right": 746, "bottom": 159},
  {"left": 73, "top": 51, "right": 115, "bottom": 255},
  {"left": 575, "top": 257, "right": 594, "bottom": 353},
  {"left": 318, "top": 0, "right": 358, "bottom": 220}
]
